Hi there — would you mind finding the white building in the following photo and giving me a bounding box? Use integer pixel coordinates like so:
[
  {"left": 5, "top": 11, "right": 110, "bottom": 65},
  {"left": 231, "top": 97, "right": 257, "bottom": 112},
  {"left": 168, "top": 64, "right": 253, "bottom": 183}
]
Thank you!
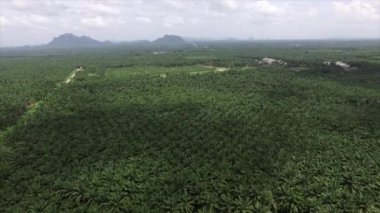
[
  {"left": 259, "top": 58, "right": 287, "bottom": 65},
  {"left": 335, "top": 61, "right": 350, "bottom": 70}
]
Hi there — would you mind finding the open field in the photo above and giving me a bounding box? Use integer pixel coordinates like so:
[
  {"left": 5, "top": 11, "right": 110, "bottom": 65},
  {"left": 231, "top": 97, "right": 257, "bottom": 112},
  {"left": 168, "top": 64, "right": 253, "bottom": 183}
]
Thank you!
[{"left": 0, "top": 43, "right": 380, "bottom": 212}]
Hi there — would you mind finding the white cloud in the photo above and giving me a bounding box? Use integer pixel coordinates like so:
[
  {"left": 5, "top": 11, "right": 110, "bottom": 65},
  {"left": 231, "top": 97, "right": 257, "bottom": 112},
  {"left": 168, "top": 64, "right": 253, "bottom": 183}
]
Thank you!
[
  {"left": 9, "top": 0, "right": 68, "bottom": 16},
  {"left": 29, "top": 14, "right": 51, "bottom": 24},
  {"left": 208, "top": 10, "right": 227, "bottom": 17},
  {"left": 88, "top": 3, "right": 120, "bottom": 15},
  {"left": 0, "top": 0, "right": 379, "bottom": 46},
  {"left": 190, "top": 18, "right": 201, "bottom": 26},
  {"left": 333, "top": 0, "right": 380, "bottom": 20},
  {"left": 307, "top": 9, "right": 318, "bottom": 17},
  {"left": 220, "top": 0, "right": 239, "bottom": 10},
  {"left": 240, "top": 0, "right": 287, "bottom": 25},
  {"left": 253, "top": 0, "right": 284, "bottom": 15},
  {"left": 80, "top": 17, "right": 107, "bottom": 27},
  {"left": 163, "top": 15, "right": 184, "bottom": 28},
  {"left": 11, "top": 0, "right": 29, "bottom": 9},
  {"left": 136, "top": 16, "right": 152, "bottom": 23},
  {"left": 0, "top": 16, "right": 9, "bottom": 27},
  {"left": 162, "top": 0, "right": 186, "bottom": 9}
]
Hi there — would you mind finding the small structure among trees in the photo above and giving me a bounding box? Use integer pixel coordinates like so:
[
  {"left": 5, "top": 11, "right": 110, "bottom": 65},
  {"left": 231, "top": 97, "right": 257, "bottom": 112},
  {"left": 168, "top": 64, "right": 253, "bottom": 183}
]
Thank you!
[
  {"left": 75, "top": 65, "right": 85, "bottom": 71},
  {"left": 323, "top": 61, "right": 352, "bottom": 70},
  {"left": 323, "top": 61, "right": 331, "bottom": 66},
  {"left": 258, "top": 58, "right": 287, "bottom": 65}
]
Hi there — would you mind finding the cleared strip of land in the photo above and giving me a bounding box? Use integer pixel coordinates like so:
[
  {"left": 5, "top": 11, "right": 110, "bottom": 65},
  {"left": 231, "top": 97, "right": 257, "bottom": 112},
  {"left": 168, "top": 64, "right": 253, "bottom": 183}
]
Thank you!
[{"left": 0, "top": 69, "right": 82, "bottom": 143}]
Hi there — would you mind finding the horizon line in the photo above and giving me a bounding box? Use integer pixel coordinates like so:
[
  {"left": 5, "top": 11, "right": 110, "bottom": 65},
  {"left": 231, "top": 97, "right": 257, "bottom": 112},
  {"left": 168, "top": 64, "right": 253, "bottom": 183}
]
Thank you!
[{"left": 1, "top": 37, "right": 380, "bottom": 49}]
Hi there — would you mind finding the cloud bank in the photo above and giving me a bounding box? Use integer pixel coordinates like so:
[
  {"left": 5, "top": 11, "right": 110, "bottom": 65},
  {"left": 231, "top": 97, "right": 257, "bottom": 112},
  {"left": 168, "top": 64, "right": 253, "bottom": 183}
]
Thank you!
[{"left": 0, "top": 0, "right": 379, "bottom": 46}]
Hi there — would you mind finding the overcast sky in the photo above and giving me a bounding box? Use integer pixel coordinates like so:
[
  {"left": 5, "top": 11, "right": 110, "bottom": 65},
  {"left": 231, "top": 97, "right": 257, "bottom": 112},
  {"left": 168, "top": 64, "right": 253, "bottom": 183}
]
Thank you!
[{"left": 0, "top": 0, "right": 379, "bottom": 47}]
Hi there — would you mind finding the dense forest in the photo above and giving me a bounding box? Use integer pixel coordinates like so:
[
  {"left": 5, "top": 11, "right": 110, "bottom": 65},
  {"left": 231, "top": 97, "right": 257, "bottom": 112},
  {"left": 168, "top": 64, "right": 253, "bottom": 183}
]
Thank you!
[{"left": 0, "top": 43, "right": 379, "bottom": 212}]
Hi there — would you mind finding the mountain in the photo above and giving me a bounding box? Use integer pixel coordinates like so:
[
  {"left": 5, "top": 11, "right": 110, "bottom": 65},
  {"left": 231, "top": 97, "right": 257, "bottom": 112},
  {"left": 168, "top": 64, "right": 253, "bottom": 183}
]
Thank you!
[
  {"left": 43, "top": 33, "right": 189, "bottom": 49},
  {"left": 153, "top": 34, "right": 187, "bottom": 44},
  {"left": 47, "top": 33, "right": 110, "bottom": 47}
]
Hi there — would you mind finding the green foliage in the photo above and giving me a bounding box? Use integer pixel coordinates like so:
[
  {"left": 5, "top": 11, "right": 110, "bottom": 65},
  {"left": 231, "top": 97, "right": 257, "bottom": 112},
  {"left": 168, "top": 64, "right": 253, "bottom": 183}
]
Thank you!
[
  {"left": 0, "top": 57, "right": 76, "bottom": 130},
  {"left": 0, "top": 45, "right": 379, "bottom": 212}
]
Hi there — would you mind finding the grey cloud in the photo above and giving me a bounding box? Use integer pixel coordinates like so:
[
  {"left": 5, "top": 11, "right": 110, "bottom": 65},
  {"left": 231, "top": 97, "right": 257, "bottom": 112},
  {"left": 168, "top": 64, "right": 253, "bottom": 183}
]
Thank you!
[{"left": 8, "top": 0, "right": 68, "bottom": 16}]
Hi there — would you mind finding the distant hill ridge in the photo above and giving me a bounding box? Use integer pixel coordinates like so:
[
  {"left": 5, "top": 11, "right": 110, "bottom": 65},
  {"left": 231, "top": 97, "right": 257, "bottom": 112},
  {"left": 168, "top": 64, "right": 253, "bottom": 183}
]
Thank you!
[
  {"left": 47, "top": 33, "right": 109, "bottom": 47},
  {"left": 45, "top": 33, "right": 187, "bottom": 48}
]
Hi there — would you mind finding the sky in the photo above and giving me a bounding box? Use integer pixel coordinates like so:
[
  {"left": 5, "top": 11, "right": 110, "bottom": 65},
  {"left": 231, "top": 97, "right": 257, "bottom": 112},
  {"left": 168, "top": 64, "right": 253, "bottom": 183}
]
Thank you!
[{"left": 0, "top": 0, "right": 379, "bottom": 47}]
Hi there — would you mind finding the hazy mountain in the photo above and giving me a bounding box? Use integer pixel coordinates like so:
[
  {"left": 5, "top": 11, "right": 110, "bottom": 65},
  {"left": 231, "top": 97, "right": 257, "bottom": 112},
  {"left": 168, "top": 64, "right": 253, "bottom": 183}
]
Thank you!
[
  {"left": 153, "top": 34, "right": 187, "bottom": 44},
  {"left": 37, "top": 33, "right": 190, "bottom": 50},
  {"left": 117, "top": 40, "right": 150, "bottom": 45},
  {"left": 47, "top": 33, "right": 110, "bottom": 47}
]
